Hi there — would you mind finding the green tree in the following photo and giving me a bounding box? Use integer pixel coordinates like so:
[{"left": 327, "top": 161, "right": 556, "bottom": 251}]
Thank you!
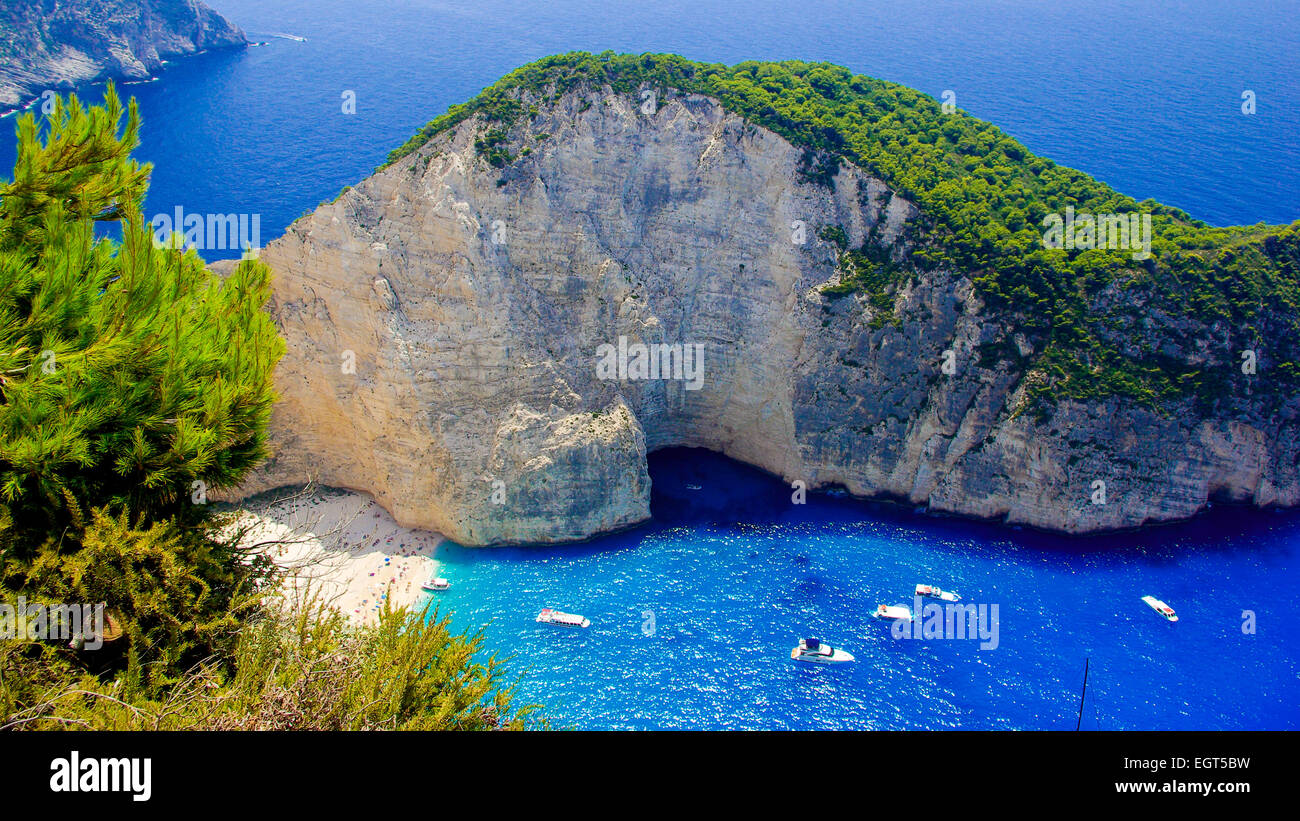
[
  {"left": 0, "top": 90, "right": 536, "bottom": 732},
  {"left": 0, "top": 84, "right": 285, "bottom": 549}
]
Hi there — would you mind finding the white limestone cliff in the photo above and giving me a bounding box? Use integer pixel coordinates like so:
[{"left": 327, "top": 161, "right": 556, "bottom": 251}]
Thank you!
[{"left": 228, "top": 86, "right": 1300, "bottom": 544}]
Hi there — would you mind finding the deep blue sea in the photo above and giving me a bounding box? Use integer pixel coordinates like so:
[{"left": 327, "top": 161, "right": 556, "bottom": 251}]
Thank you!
[{"left": 4, "top": 0, "right": 1298, "bottom": 728}]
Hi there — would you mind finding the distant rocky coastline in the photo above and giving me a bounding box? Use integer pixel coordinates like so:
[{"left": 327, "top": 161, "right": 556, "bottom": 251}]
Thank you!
[{"left": 0, "top": 0, "right": 246, "bottom": 111}]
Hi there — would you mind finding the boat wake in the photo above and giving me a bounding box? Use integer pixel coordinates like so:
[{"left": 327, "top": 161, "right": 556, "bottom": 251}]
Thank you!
[{"left": 260, "top": 32, "right": 308, "bottom": 42}]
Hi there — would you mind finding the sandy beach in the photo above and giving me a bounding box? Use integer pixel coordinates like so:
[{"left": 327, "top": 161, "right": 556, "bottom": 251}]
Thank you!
[{"left": 232, "top": 487, "right": 444, "bottom": 625}]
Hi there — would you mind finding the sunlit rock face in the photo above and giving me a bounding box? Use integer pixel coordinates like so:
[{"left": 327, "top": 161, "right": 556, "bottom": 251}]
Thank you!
[{"left": 228, "top": 86, "right": 1299, "bottom": 545}]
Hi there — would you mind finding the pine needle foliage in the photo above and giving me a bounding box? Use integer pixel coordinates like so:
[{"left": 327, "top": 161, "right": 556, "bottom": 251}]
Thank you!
[
  {"left": 0, "top": 90, "right": 537, "bottom": 732},
  {"left": 0, "top": 83, "right": 285, "bottom": 550}
]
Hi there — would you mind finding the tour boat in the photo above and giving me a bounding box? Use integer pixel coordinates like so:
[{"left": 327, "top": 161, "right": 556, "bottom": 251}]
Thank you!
[
  {"left": 790, "top": 638, "right": 854, "bottom": 665},
  {"left": 536, "top": 608, "right": 591, "bottom": 628},
  {"left": 873, "top": 604, "right": 914, "bottom": 621},
  {"left": 915, "top": 583, "right": 961, "bottom": 602},
  {"left": 421, "top": 577, "right": 450, "bottom": 592},
  {"left": 1140, "top": 595, "right": 1178, "bottom": 622}
]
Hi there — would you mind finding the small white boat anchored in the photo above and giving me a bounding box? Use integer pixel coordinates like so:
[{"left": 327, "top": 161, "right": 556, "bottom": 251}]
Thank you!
[
  {"left": 873, "top": 604, "right": 914, "bottom": 622},
  {"left": 790, "top": 638, "right": 854, "bottom": 665},
  {"left": 421, "top": 577, "right": 450, "bottom": 592},
  {"left": 1141, "top": 595, "right": 1178, "bottom": 622},
  {"left": 536, "top": 608, "right": 591, "bottom": 628},
  {"left": 915, "top": 583, "right": 961, "bottom": 602}
]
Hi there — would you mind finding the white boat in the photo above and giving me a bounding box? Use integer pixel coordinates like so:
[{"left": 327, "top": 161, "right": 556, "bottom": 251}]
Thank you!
[
  {"left": 873, "top": 604, "right": 914, "bottom": 621},
  {"left": 915, "top": 583, "right": 961, "bottom": 602},
  {"left": 790, "top": 638, "right": 854, "bottom": 665},
  {"left": 1140, "top": 595, "right": 1178, "bottom": 622},
  {"left": 536, "top": 608, "right": 591, "bottom": 628},
  {"left": 685, "top": 483, "right": 702, "bottom": 490},
  {"left": 421, "top": 577, "right": 450, "bottom": 592}
]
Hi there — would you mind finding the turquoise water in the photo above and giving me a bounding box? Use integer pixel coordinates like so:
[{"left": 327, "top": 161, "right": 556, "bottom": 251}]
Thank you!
[{"left": 425, "top": 450, "right": 1300, "bottom": 730}]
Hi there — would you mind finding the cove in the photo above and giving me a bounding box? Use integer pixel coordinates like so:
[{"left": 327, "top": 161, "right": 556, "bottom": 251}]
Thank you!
[{"left": 423, "top": 447, "right": 1300, "bottom": 730}]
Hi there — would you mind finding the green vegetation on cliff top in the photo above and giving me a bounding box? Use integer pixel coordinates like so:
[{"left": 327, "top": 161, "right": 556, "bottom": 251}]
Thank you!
[{"left": 385, "top": 52, "right": 1300, "bottom": 412}]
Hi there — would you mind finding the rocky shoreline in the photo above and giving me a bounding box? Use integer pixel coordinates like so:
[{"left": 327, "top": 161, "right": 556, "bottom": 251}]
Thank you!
[{"left": 0, "top": 0, "right": 246, "bottom": 111}]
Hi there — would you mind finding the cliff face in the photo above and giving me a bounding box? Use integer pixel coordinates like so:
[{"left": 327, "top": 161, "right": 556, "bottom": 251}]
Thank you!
[
  {"left": 0, "top": 0, "right": 246, "bottom": 109},
  {"left": 233, "top": 86, "right": 1300, "bottom": 545}
]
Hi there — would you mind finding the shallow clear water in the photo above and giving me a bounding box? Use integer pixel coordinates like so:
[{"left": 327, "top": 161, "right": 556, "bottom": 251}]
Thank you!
[{"left": 425, "top": 449, "right": 1300, "bottom": 730}]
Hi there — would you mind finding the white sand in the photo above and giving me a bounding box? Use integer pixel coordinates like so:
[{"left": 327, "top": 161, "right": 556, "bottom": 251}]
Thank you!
[{"left": 232, "top": 488, "right": 444, "bottom": 625}]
